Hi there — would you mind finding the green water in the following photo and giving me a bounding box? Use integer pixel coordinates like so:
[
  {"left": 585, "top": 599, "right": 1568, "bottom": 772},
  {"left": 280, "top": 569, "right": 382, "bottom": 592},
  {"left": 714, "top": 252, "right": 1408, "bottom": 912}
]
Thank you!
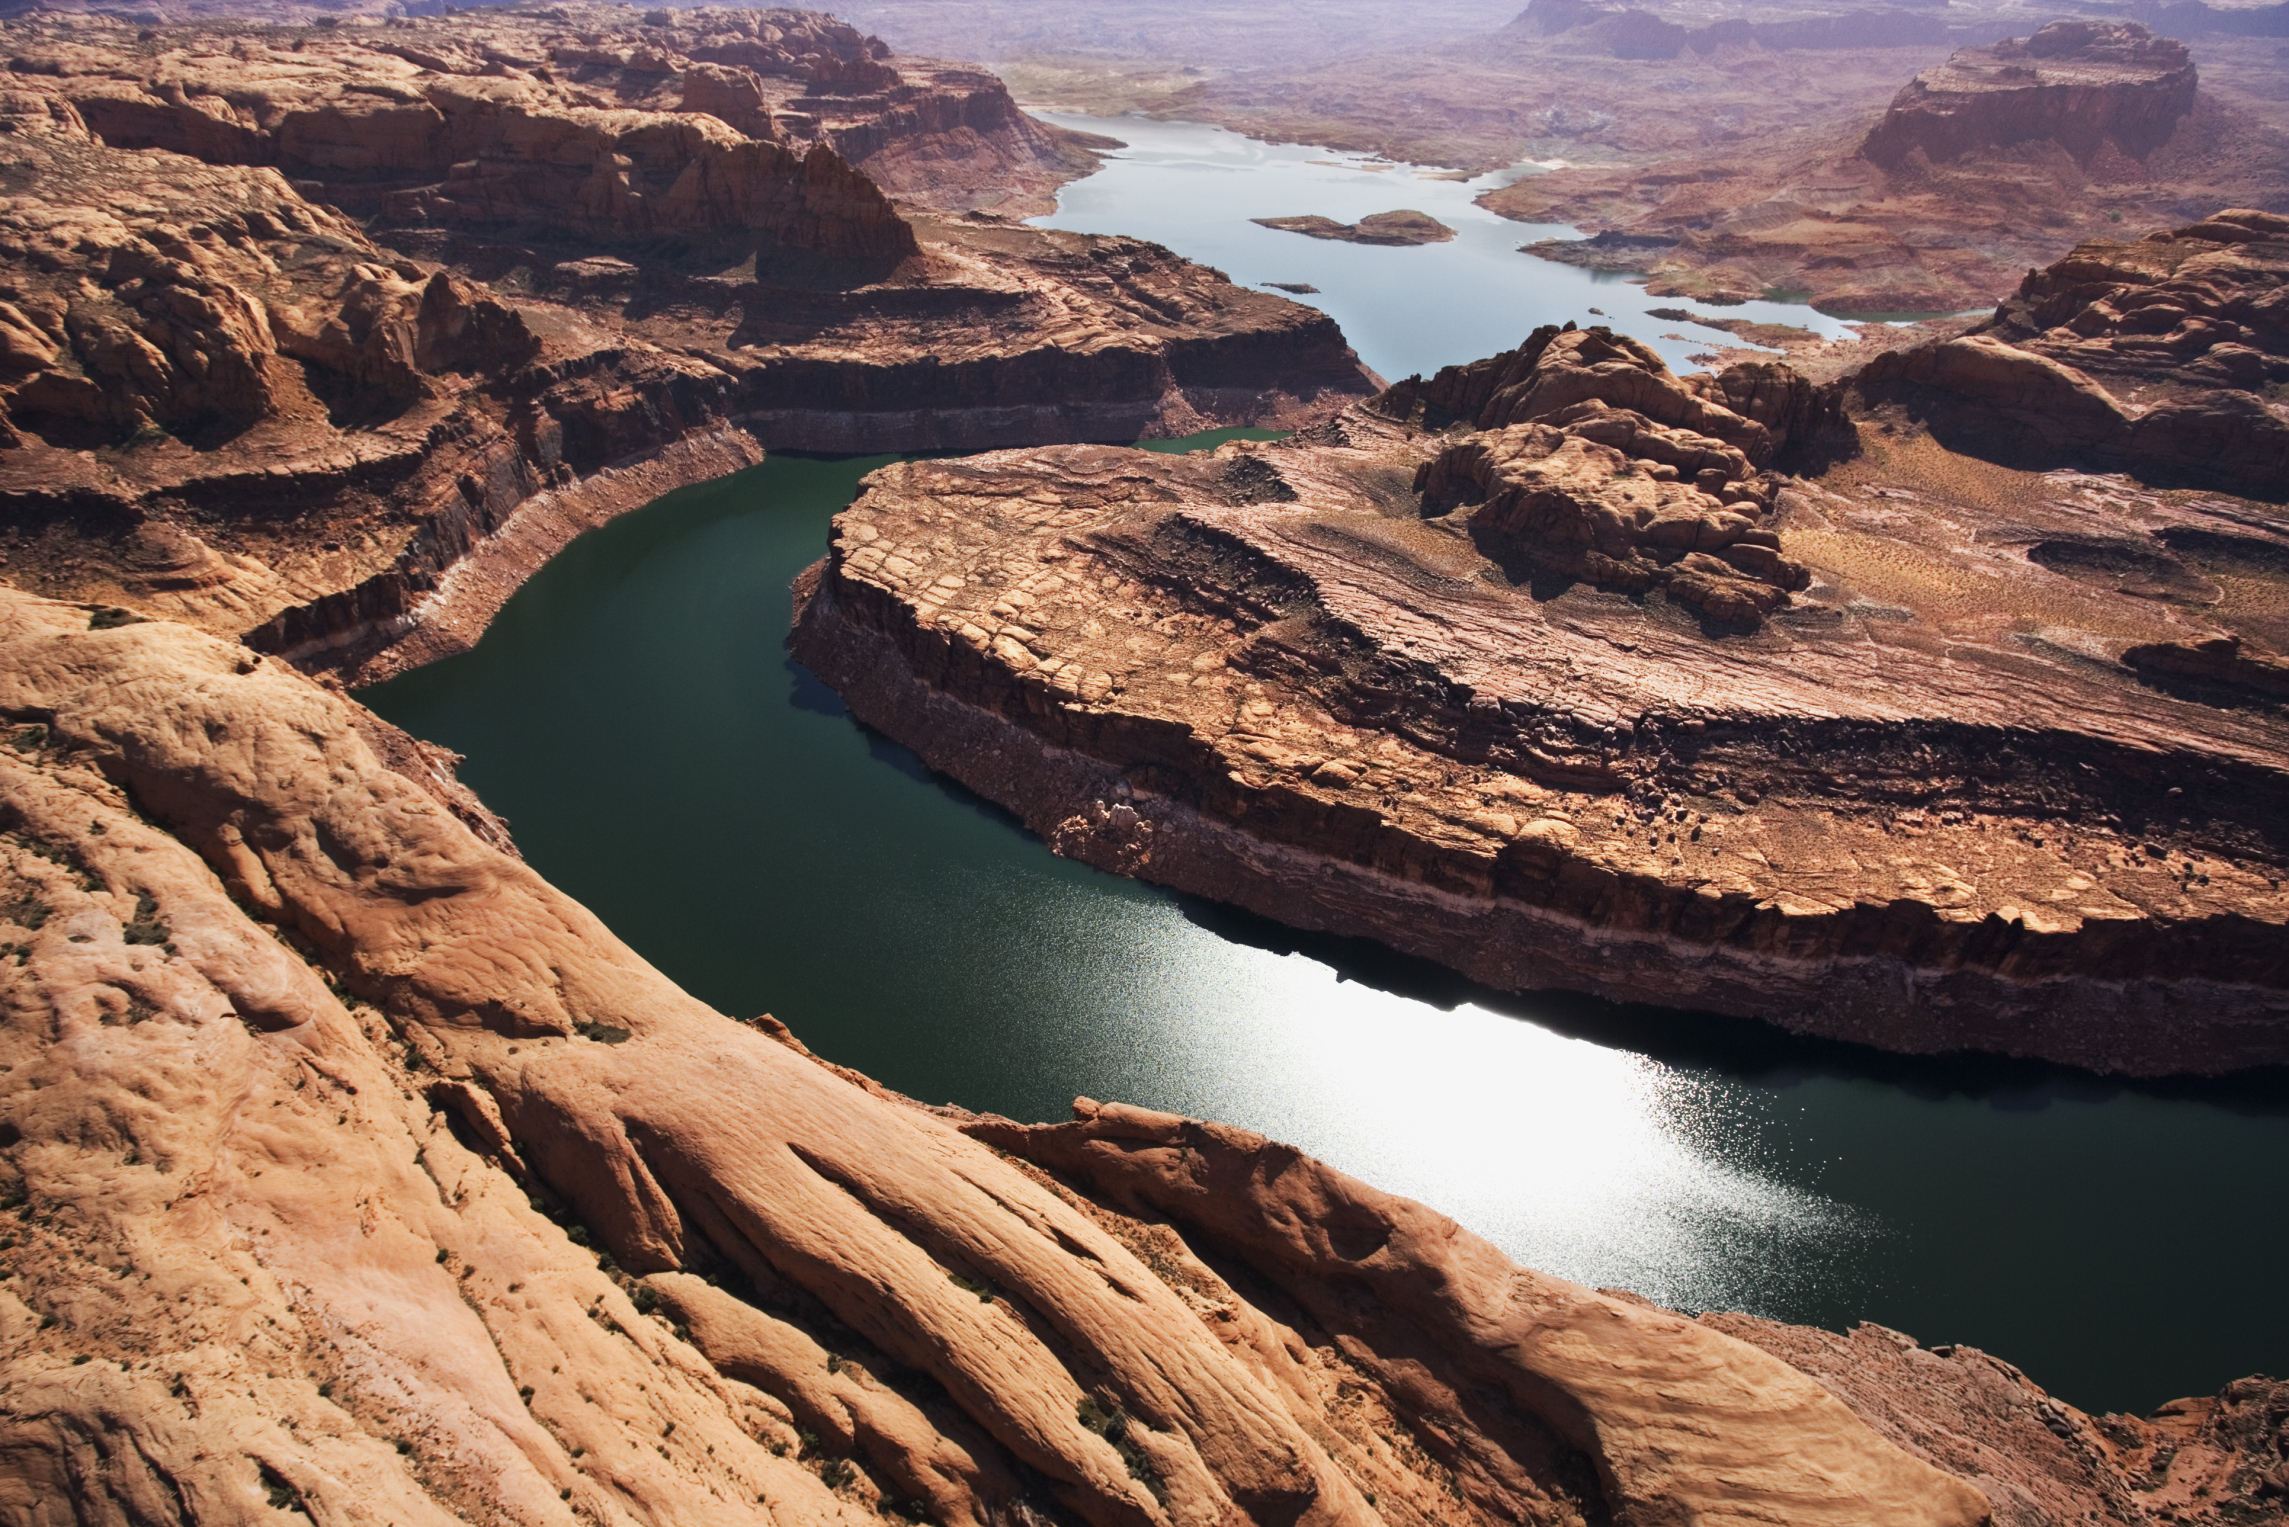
[{"left": 363, "top": 448, "right": 2289, "bottom": 1418}]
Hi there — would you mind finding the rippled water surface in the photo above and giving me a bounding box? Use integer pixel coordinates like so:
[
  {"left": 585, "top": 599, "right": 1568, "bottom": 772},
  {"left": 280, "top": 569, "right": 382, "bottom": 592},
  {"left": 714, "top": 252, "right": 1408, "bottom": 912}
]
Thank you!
[{"left": 364, "top": 126, "right": 2289, "bottom": 1417}]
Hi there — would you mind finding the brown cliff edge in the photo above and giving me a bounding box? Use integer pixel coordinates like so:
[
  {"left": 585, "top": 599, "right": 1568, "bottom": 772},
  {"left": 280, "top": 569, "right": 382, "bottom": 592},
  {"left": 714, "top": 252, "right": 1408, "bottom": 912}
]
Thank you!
[
  {"left": 2, "top": 583, "right": 2285, "bottom": 1526},
  {"left": 791, "top": 215, "right": 2289, "bottom": 1076},
  {"left": 0, "top": 5, "right": 1376, "bottom": 685}
]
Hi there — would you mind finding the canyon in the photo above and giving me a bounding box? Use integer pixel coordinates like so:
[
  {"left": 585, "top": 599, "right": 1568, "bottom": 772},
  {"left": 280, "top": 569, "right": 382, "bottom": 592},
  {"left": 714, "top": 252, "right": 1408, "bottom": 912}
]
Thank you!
[
  {"left": 893, "top": 0, "right": 2289, "bottom": 316},
  {"left": 0, "top": 5, "right": 2285, "bottom": 1524},
  {"left": 4, "top": 581, "right": 2288, "bottom": 1527},
  {"left": 0, "top": 6, "right": 1375, "bottom": 683},
  {"left": 791, "top": 212, "right": 2289, "bottom": 1078}
]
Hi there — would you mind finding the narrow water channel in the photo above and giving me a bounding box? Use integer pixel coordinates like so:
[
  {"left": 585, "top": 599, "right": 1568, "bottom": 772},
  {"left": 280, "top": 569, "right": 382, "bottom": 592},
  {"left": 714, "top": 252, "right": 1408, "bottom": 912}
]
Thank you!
[{"left": 364, "top": 122, "right": 2289, "bottom": 1418}]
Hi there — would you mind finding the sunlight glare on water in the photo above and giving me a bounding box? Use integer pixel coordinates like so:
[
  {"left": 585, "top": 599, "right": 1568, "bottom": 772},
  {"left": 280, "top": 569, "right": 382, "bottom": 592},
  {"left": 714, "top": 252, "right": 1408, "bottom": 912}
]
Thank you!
[
  {"left": 362, "top": 363, "right": 2289, "bottom": 1418},
  {"left": 894, "top": 850, "right": 1862, "bottom": 1315}
]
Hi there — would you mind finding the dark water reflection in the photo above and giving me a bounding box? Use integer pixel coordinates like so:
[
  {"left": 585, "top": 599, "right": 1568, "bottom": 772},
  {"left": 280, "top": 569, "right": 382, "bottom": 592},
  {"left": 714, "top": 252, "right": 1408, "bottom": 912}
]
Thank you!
[{"left": 363, "top": 451, "right": 2289, "bottom": 1419}]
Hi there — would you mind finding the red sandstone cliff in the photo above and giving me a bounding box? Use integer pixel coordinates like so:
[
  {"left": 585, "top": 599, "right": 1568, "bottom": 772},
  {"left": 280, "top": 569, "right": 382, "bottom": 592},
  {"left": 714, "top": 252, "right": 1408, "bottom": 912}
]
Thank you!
[
  {"left": 788, "top": 281, "right": 2289, "bottom": 1074},
  {"left": 1858, "top": 20, "right": 2198, "bottom": 169}
]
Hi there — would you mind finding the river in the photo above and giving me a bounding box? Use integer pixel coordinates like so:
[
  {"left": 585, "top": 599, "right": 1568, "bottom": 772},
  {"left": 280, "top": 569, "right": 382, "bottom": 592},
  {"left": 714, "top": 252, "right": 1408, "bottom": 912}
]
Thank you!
[{"left": 362, "top": 118, "right": 2289, "bottom": 1418}]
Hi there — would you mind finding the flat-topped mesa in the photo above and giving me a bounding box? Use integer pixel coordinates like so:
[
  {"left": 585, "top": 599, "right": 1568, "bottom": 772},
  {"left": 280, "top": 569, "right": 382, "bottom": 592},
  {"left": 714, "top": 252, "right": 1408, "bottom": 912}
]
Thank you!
[
  {"left": 1489, "top": 15, "right": 2278, "bottom": 315},
  {"left": 1860, "top": 20, "right": 2198, "bottom": 169},
  {"left": 793, "top": 326, "right": 2289, "bottom": 1075}
]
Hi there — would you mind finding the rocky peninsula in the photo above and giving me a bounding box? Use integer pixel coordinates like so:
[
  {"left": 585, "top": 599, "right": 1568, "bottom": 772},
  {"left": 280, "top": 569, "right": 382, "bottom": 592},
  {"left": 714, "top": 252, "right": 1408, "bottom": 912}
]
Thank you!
[
  {"left": 793, "top": 213, "right": 2289, "bottom": 1077},
  {"left": 0, "top": 5, "right": 1376, "bottom": 684}
]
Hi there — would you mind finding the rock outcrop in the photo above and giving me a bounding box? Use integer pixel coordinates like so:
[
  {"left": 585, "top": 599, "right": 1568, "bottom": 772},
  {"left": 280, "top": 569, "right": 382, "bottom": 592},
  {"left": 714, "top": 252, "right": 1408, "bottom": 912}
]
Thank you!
[
  {"left": 1383, "top": 325, "right": 1828, "bottom": 622},
  {"left": 1857, "top": 209, "right": 2289, "bottom": 495},
  {"left": 6, "top": 582, "right": 2287, "bottom": 1524},
  {"left": 0, "top": 7, "right": 1377, "bottom": 683},
  {"left": 791, "top": 323, "right": 2289, "bottom": 1076},
  {"left": 1251, "top": 211, "right": 1457, "bottom": 246},
  {"left": 1489, "top": 22, "right": 2289, "bottom": 313}
]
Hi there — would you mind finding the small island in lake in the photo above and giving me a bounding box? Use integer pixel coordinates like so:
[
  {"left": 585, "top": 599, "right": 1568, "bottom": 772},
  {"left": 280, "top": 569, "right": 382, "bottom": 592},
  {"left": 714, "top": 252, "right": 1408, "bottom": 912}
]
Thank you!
[{"left": 1253, "top": 208, "right": 1457, "bottom": 244}]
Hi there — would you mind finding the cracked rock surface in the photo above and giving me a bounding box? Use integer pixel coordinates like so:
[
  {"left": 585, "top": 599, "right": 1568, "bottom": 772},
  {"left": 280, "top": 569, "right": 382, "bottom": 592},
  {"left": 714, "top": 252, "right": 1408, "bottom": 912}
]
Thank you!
[
  {"left": 0, "top": 5, "right": 1376, "bottom": 684},
  {"left": 792, "top": 328, "right": 2289, "bottom": 1074}
]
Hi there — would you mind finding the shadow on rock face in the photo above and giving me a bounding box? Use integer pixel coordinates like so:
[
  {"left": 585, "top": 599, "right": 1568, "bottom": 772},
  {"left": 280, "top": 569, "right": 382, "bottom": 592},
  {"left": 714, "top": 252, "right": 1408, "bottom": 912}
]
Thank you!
[{"left": 1169, "top": 889, "right": 2289, "bottom": 1109}]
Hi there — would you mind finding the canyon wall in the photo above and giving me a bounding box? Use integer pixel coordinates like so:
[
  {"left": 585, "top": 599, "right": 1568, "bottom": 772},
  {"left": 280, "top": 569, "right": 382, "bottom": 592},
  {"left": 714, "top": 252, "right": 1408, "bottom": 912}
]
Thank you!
[
  {"left": 5, "top": 585, "right": 2286, "bottom": 1526},
  {"left": 1858, "top": 20, "right": 2198, "bottom": 169},
  {"left": 789, "top": 282, "right": 2289, "bottom": 1075},
  {"left": 0, "top": 8, "right": 1376, "bottom": 683}
]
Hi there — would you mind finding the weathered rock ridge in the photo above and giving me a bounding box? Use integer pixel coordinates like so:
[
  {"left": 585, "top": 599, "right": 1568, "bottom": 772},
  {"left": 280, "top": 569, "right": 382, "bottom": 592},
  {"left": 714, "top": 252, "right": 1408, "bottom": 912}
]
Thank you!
[
  {"left": 5, "top": 584, "right": 2289, "bottom": 1526},
  {"left": 791, "top": 313, "right": 2289, "bottom": 1075},
  {"left": 0, "top": 6, "right": 1376, "bottom": 683},
  {"left": 1857, "top": 209, "right": 2289, "bottom": 496},
  {"left": 0, "top": 584, "right": 2007, "bottom": 1527},
  {"left": 1491, "top": 21, "right": 2289, "bottom": 312}
]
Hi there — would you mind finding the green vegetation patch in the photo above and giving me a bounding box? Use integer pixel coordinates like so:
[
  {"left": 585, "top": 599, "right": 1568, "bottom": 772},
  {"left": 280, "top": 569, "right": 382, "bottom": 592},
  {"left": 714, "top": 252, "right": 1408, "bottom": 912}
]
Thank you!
[
  {"left": 121, "top": 891, "right": 173, "bottom": 951},
  {"left": 1077, "top": 1396, "right": 1166, "bottom": 1503}
]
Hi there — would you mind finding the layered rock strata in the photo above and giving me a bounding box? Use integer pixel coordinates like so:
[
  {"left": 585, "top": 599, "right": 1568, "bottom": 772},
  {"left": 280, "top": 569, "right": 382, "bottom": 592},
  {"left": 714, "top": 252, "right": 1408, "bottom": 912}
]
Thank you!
[
  {"left": 0, "top": 7, "right": 1376, "bottom": 683},
  {"left": 0, "top": 584, "right": 2018, "bottom": 1527},
  {"left": 1858, "top": 20, "right": 2199, "bottom": 168},
  {"left": 7, "top": 585, "right": 2289, "bottom": 1523},
  {"left": 791, "top": 325, "right": 2289, "bottom": 1075},
  {"left": 1857, "top": 209, "right": 2289, "bottom": 496},
  {"left": 12, "top": 4, "right": 1091, "bottom": 223},
  {"left": 1492, "top": 22, "right": 2287, "bottom": 312}
]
